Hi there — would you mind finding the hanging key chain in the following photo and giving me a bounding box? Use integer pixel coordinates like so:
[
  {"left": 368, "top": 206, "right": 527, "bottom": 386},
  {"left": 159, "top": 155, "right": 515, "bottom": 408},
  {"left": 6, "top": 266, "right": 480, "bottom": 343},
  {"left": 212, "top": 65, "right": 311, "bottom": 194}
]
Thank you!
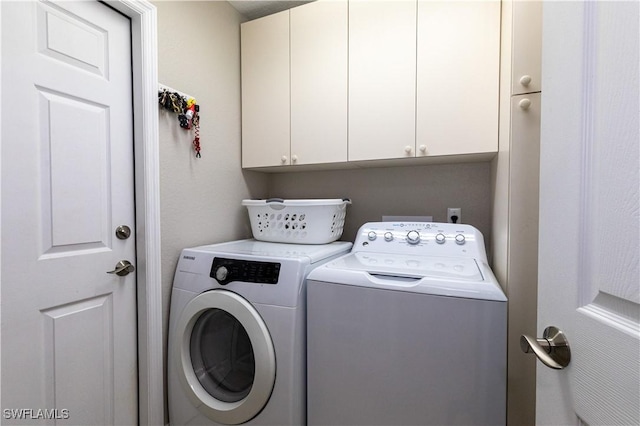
[{"left": 192, "top": 104, "right": 201, "bottom": 158}]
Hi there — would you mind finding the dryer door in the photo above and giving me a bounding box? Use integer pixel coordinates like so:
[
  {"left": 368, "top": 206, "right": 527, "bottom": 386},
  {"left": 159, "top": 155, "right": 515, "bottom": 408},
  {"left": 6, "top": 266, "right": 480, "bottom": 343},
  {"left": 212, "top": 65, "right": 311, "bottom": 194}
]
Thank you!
[{"left": 173, "top": 290, "right": 276, "bottom": 425}]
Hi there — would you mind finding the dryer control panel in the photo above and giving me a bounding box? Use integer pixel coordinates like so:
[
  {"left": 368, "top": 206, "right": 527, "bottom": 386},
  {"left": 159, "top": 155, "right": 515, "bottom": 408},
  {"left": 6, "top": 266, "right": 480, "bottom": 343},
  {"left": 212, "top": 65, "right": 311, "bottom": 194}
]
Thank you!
[
  {"left": 353, "top": 222, "right": 487, "bottom": 262},
  {"left": 210, "top": 257, "right": 281, "bottom": 285}
]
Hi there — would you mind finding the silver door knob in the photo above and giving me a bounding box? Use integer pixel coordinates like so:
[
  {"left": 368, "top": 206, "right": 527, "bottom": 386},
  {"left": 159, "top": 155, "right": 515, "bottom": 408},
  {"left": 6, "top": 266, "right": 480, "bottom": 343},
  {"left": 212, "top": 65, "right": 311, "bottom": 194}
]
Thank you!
[
  {"left": 107, "top": 260, "right": 135, "bottom": 276},
  {"left": 115, "top": 225, "right": 131, "bottom": 240},
  {"left": 520, "top": 326, "right": 571, "bottom": 370}
]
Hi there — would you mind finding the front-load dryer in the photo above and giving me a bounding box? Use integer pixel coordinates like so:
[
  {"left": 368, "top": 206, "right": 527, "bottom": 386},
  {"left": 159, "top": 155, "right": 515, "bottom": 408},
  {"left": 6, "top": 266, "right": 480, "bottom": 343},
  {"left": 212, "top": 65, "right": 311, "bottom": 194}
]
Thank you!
[
  {"left": 168, "top": 239, "right": 352, "bottom": 426},
  {"left": 306, "top": 222, "right": 507, "bottom": 426}
]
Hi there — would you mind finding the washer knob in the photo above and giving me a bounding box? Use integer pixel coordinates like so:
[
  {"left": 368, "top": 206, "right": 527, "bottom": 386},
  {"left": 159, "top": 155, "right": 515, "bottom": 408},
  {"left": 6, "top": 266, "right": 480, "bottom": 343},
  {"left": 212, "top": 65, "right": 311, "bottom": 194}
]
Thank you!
[
  {"left": 406, "top": 230, "right": 421, "bottom": 245},
  {"left": 455, "top": 234, "right": 466, "bottom": 245},
  {"left": 215, "top": 266, "right": 229, "bottom": 282},
  {"left": 368, "top": 231, "right": 377, "bottom": 241},
  {"left": 435, "top": 233, "right": 446, "bottom": 244},
  {"left": 384, "top": 232, "right": 394, "bottom": 242}
]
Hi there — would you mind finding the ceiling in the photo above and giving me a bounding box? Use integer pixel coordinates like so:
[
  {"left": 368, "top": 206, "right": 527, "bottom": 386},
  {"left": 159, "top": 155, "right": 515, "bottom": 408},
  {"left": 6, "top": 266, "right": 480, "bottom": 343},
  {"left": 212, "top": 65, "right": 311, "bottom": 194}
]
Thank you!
[{"left": 228, "top": 0, "right": 314, "bottom": 21}]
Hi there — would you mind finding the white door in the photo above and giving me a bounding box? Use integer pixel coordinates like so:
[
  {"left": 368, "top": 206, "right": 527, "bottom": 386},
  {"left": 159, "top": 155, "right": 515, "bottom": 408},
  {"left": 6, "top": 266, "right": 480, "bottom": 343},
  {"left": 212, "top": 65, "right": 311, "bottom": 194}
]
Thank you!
[
  {"left": 536, "top": 1, "right": 639, "bottom": 424},
  {"left": 348, "top": 0, "right": 416, "bottom": 162},
  {"left": 1, "top": 1, "right": 137, "bottom": 424}
]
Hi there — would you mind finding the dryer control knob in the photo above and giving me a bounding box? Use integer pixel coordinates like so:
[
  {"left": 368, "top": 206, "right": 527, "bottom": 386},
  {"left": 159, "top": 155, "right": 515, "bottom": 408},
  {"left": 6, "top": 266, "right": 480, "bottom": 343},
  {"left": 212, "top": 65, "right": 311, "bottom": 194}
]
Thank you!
[
  {"left": 384, "top": 232, "right": 394, "bottom": 242},
  {"left": 435, "top": 233, "right": 446, "bottom": 244},
  {"left": 215, "top": 266, "right": 229, "bottom": 282},
  {"left": 367, "top": 231, "right": 377, "bottom": 241},
  {"left": 406, "top": 230, "right": 421, "bottom": 245},
  {"left": 455, "top": 234, "right": 466, "bottom": 245}
]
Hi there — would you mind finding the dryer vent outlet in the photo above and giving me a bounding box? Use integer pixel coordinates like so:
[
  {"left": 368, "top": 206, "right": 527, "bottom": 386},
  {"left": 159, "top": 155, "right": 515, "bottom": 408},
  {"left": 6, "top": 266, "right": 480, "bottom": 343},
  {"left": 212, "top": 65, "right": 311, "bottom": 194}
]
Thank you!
[{"left": 447, "top": 208, "right": 462, "bottom": 224}]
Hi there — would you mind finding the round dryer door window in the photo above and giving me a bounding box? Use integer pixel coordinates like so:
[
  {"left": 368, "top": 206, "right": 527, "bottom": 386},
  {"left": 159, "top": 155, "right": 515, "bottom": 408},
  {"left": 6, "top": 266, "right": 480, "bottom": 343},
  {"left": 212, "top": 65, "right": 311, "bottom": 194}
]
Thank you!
[
  {"left": 173, "top": 290, "right": 276, "bottom": 425},
  {"left": 190, "top": 308, "right": 255, "bottom": 402}
]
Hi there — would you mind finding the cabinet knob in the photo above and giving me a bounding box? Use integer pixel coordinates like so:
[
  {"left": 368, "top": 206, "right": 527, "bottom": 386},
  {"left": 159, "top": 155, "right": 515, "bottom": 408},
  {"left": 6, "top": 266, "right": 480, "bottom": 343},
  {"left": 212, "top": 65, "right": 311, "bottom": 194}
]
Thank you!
[
  {"left": 419, "top": 145, "right": 427, "bottom": 153},
  {"left": 291, "top": 155, "right": 298, "bottom": 163},
  {"left": 519, "top": 98, "right": 532, "bottom": 110},
  {"left": 281, "top": 155, "right": 288, "bottom": 164},
  {"left": 519, "top": 75, "right": 532, "bottom": 87},
  {"left": 404, "top": 146, "right": 412, "bottom": 154}
]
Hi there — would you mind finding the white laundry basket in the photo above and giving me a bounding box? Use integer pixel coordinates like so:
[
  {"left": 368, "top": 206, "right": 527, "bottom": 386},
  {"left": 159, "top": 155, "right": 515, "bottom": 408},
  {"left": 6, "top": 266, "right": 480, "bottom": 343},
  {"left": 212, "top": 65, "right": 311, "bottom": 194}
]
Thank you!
[{"left": 242, "top": 198, "right": 351, "bottom": 244}]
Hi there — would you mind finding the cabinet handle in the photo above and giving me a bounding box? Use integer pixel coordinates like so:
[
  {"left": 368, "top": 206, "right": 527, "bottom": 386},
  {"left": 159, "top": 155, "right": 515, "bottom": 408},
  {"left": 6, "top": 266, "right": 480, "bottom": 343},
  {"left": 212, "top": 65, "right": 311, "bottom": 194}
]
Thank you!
[
  {"left": 404, "top": 146, "right": 412, "bottom": 154},
  {"left": 291, "top": 155, "right": 298, "bottom": 163},
  {"left": 280, "top": 155, "right": 288, "bottom": 164},
  {"left": 419, "top": 145, "right": 427, "bottom": 154},
  {"left": 519, "top": 75, "right": 532, "bottom": 87},
  {"left": 519, "top": 98, "right": 532, "bottom": 110}
]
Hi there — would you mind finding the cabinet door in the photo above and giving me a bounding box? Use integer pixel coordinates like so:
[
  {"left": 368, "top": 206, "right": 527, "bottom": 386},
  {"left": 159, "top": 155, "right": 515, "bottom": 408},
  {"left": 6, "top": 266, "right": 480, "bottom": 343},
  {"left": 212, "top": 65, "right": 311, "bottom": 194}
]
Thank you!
[
  {"left": 241, "top": 11, "right": 290, "bottom": 168},
  {"left": 348, "top": 0, "right": 417, "bottom": 162},
  {"left": 291, "top": 0, "right": 348, "bottom": 165},
  {"left": 416, "top": 0, "right": 500, "bottom": 157},
  {"left": 512, "top": 1, "right": 542, "bottom": 95}
]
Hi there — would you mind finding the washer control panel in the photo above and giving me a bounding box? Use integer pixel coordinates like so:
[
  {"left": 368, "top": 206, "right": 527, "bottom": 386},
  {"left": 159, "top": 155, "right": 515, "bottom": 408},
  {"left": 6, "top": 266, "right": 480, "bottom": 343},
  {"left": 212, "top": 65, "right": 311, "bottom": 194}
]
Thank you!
[
  {"left": 353, "top": 222, "right": 486, "bottom": 261},
  {"left": 210, "top": 257, "right": 281, "bottom": 285}
]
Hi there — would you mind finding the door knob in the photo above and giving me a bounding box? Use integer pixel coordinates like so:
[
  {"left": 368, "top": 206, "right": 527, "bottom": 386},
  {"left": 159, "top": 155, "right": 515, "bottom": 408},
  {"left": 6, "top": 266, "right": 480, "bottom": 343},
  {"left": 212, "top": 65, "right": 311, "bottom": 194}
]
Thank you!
[
  {"left": 520, "top": 326, "right": 571, "bottom": 370},
  {"left": 115, "top": 225, "right": 131, "bottom": 240},
  {"left": 107, "top": 260, "right": 135, "bottom": 276}
]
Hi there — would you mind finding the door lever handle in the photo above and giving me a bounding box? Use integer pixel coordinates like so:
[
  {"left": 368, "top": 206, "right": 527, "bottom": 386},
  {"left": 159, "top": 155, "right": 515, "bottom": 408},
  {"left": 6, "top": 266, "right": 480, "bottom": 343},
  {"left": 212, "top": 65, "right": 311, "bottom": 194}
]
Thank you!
[
  {"left": 520, "top": 326, "right": 571, "bottom": 370},
  {"left": 107, "top": 260, "right": 135, "bottom": 277}
]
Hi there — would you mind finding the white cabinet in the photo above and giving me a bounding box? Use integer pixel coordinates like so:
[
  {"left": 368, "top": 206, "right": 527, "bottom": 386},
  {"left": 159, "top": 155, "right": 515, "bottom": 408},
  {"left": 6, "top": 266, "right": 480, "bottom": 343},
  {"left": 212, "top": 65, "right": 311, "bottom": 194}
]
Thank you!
[
  {"left": 241, "top": 0, "right": 501, "bottom": 169},
  {"left": 348, "top": 0, "right": 417, "bottom": 162},
  {"left": 291, "top": 0, "right": 348, "bottom": 165},
  {"left": 416, "top": 0, "right": 500, "bottom": 157},
  {"left": 511, "top": 1, "right": 542, "bottom": 95},
  {"left": 241, "top": 11, "right": 290, "bottom": 168}
]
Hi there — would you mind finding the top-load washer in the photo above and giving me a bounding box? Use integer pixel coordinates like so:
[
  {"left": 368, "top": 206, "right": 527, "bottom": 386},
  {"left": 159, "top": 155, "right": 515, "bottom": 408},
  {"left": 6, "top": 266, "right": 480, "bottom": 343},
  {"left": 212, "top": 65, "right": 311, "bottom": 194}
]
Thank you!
[
  {"left": 306, "top": 222, "right": 507, "bottom": 426},
  {"left": 168, "top": 239, "right": 351, "bottom": 426}
]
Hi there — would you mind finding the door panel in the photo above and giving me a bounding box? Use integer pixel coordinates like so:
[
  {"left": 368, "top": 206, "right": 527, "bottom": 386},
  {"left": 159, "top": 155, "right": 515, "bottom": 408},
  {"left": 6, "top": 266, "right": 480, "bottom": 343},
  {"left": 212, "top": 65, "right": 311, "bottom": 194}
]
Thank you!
[
  {"left": 43, "top": 295, "right": 114, "bottom": 424},
  {"left": 38, "top": 87, "right": 111, "bottom": 255},
  {"left": 1, "top": 1, "right": 137, "bottom": 424},
  {"left": 538, "top": 1, "right": 639, "bottom": 424},
  {"left": 348, "top": 0, "right": 416, "bottom": 161}
]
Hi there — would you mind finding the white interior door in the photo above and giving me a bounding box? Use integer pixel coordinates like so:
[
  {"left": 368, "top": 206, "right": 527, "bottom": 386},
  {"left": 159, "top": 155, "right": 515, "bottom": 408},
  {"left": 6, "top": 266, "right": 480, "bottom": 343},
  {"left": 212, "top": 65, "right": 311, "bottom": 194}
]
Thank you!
[
  {"left": 536, "top": 1, "right": 639, "bottom": 424},
  {"left": 1, "top": 1, "right": 137, "bottom": 424}
]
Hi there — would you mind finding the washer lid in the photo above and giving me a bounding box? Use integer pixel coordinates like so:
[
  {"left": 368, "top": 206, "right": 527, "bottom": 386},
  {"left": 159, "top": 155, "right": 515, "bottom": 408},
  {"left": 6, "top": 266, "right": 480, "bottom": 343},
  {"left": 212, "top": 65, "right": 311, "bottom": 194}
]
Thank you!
[
  {"left": 193, "top": 239, "right": 353, "bottom": 264},
  {"left": 327, "top": 252, "right": 484, "bottom": 281},
  {"left": 312, "top": 252, "right": 507, "bottom": 301}
]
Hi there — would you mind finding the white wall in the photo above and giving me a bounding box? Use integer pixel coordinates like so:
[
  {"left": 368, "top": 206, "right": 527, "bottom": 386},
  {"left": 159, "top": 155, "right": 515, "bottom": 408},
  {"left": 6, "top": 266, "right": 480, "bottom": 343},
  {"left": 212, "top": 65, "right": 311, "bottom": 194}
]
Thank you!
[
  {"left": 153, "top": 1, "right": 268, "bottom": 419},
  {"left": 268, "top": 163, "right": 493, "bottom": 250}
]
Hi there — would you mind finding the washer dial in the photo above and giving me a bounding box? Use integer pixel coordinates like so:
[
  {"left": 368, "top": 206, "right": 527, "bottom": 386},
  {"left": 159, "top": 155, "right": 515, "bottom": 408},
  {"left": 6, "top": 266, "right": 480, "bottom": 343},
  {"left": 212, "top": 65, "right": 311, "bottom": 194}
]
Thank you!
[{"left": 406, "top": 230, "right": 421, "bottom": 245}]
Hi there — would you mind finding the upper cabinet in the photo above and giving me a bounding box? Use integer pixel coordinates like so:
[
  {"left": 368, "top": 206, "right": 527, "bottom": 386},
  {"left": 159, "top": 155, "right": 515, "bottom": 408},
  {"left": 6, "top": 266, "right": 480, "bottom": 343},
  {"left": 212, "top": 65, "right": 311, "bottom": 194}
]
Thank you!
[
  {"left": 291, "top": 0, "right": 348, "bottom": 165},
  {"left": 240, "top": 0, "right": 502, "bottom": 170},
  {"left": 348, "top": 0, "right": 417, "bottom": 162},
  {"left": 511, "top": 0, "right": 542, "bottom": 95},
  {"left": 416, "top": 0, "right": 500, "bottom": 157},
  {"left": 241, "top": 1, "right": 348, "bottom": 168},
  {"left": 241, "top": 11, "right": 289, "bottom": 168}
]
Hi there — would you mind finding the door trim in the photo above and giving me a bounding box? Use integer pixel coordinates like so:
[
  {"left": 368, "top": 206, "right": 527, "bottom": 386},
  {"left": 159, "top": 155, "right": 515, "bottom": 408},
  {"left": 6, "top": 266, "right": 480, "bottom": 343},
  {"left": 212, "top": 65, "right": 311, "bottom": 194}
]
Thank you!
[
  {"left": 106, "top": 1, "right": 163, "bottom": 425},
  {"left": 0, "top": 1, "right": 163, "bottom": 424}
]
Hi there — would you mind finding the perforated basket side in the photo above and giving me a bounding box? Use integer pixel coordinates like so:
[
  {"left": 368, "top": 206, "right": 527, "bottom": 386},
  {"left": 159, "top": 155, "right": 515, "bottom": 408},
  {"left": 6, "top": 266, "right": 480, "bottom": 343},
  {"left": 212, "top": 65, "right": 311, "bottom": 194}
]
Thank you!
[{"left": 246, "top": 202, "right": 348, "bottom": 244}]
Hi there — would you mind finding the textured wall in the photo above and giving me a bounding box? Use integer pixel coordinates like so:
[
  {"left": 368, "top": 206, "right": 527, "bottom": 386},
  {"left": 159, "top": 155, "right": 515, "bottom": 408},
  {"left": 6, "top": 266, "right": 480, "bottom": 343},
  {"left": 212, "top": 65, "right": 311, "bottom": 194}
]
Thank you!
[
  {"left": 268, "top": 162, "right": 493, "bottom": 251},
  {"left": 154, "top": 1, "right": 268, "bottom": 419}
]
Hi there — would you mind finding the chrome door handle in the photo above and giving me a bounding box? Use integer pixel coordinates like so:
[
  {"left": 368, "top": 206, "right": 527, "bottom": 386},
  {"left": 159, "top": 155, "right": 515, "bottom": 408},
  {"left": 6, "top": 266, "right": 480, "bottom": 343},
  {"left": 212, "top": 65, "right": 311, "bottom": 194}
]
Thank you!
[
  {"left": 520, "top": 326, "right": 571, "bottom": 370},
  {"left": 107, "top": 260, "right": 135, "bottom": 276}
]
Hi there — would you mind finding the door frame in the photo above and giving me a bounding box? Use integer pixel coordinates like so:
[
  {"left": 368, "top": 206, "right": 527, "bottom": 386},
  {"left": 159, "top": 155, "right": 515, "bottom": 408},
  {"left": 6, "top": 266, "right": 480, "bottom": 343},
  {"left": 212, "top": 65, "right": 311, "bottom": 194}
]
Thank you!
[{"left": 0, "top": 1, "right": 163, "bottom": 424}]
